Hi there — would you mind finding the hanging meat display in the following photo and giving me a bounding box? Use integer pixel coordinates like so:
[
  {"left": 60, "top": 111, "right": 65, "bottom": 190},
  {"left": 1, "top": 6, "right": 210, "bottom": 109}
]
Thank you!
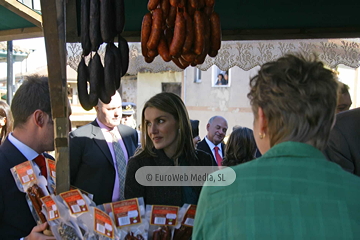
[
  {"left": 141, "top": 0, "right": 221, "bottom": 69},
  {"left": 77, "top": 0, "right": 129, "bottom": 110}
]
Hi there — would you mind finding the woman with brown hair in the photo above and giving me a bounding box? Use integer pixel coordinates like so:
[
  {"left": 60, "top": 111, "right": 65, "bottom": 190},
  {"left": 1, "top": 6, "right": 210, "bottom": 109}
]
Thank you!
[
  {"left": 0, "top": 100, "right": 13, "bottom": 145},
  {"left": 222, "top": 126, "right": 256, "bottom": 166},
  {"left": 125, "top": 92, "right": 213, "bottom": 206}
]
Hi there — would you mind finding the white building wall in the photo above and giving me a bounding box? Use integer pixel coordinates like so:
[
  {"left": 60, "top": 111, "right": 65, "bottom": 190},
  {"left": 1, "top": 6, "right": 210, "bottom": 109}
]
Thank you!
[{"left": 136, "top": 71, "right": 183, "bottom": 125}]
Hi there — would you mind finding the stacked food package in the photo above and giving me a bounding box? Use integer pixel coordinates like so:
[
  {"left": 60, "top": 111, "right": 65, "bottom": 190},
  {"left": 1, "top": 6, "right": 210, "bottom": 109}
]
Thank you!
[
  {"left": 145, "top": 204, "right": 196, "bottom": 240},
  {"left": 141, "top": 0, "right": 221, "bottom": 69},
  {"left": 10, "top": 158, "right": 198, "bottom": 240},
  {"left": 11, "top": 160, "right": 119, "bottom": 239},
  {"left": 99, "top": 197, "right": 148, "bottom": 239},
  {"left": 77, "top": 0, "right": 129, "bottom": 111}
]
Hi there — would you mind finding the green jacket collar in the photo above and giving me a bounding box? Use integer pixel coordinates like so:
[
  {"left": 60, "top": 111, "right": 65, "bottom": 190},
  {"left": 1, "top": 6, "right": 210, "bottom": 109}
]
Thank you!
[{"left": 262, "top": 141, "right": 325, "bottom": 159}]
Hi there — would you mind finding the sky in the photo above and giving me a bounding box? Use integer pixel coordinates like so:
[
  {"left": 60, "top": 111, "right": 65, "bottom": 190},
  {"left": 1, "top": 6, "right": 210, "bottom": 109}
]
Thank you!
[{"left": 0, "top": 37, "right": 47, "bottom": 78}]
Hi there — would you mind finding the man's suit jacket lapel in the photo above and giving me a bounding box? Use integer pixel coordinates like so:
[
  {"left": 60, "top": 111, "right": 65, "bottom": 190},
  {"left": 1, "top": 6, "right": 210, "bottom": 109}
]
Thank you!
[{"left": 91, "top": 121, "right": 114, "bottom": 166}]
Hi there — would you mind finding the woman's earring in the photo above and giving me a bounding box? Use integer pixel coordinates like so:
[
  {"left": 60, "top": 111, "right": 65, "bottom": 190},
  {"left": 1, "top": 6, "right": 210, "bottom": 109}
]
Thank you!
[{"left": 259, "top": 132, "right": 265, "bottom": 139}]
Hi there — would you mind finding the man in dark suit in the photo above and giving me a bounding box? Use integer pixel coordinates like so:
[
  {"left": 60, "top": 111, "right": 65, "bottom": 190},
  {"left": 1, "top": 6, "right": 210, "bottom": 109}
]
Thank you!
[
  {"left": 324, "top": 107, "right": 360, "bottom": 176},
  {"left": 70, "top": 91, "right": 138, "bottom": 205},
  {"left": 197, "top": 116, "right": 228, "bottom": 166},
  {"left": 0, "top": 75, "right": 56, "bottom": 239}
]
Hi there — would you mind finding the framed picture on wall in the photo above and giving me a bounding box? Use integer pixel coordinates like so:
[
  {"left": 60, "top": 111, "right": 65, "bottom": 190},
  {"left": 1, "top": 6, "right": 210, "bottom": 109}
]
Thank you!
[{"left": 212, "top": 66, "right": 230, "bottom": 87}]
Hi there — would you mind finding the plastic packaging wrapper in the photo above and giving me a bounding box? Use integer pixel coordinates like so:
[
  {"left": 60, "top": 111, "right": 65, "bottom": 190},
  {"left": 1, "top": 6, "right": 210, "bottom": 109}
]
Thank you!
[
  {"left": 11, "top": 159, "right": 48, "bottom": 194},
  {"left": 41, "top": 194, "right": 84, "bottom": 239},
  {"left": 77, "top": 206, "right": 120, "bottom": 240},
  {"left": 11, "top": 160, "right": 51, "bottom": 234},
  {"left": 173, "top": 204, "right": 196, "bottom": 240},
  {"left": 45, "top": 158, "right": 56, "bottom": 194},
  {"left": 145, "top": 205, "right": 182, "bottom": 240},
  {"left": 70, "top": 185, "right": 95, "bottom": 201},
  {"left": 99, "top": 197, "right": 148, "bottom": 240}
]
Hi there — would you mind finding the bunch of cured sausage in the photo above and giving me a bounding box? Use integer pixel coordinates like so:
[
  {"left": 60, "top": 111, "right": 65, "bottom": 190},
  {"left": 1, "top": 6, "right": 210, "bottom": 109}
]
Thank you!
[
  {"left": 141, "top": 0, "right": 221, "bottom": 69},
  {"left": 77, "top": 0, "right": 129, "bottom": 111}
]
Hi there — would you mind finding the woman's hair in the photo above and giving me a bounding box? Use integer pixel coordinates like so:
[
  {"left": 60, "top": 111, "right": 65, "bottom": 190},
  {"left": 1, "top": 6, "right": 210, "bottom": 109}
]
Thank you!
[
  {"left": 136, "top": 92, "right": 196, "bottom": 160},
  {"left": 247, "top": 54, "right": 339, "bottom": 150},
  {"left": 190, "top": 119, "right": 199, "bottom": 138},
  {"left": 0, "top": 100, "right": 13, "bottom": 144},
  {"left": 222, "top": 127, "right": 256, "bottom": 166}
]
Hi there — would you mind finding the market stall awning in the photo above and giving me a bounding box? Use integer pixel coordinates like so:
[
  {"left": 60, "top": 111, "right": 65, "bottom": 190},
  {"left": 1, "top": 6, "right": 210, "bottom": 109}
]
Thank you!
[
  {"left": 66, "top": 0, "right": 360, "bottom": 42},
  {"left": 1, "top": 0, "right": 359, "bottom": 45},
  {"left": 0, "top": 0, "right": 43, "bottom": 41}
]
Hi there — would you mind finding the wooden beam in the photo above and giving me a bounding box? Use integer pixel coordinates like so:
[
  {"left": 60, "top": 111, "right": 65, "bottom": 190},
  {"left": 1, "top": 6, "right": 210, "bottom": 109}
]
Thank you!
[
  {"left": 40, "top": 0, "right": 70, "bottom": 194},
  {"left": 0, "top": 26, "right": 43, "bottom": 41},
  {"left": 0, "top": 0, "right": 42, "bottom": 28}
]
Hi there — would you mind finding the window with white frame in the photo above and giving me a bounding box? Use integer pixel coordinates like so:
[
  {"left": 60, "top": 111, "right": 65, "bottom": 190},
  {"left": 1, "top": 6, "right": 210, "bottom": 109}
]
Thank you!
[
  {"left": 194, "top": 68, "right": 202, "bottom": 83},
  {"left": 212, "top": 66, "right": 231, "bottom": 87}
]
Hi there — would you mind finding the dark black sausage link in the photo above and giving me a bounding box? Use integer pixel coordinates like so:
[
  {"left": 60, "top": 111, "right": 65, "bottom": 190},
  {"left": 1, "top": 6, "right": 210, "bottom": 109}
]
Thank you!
[
  {"left": 118, "top": 35, "right": 129, "bottom": 77},
  {"left": 97, "top": 67, "right": 111, "bottom": 104},
  {"left": 88, "top": 53, "right": 102, "bottom": 106},
  {"left": 102, "top": 45, "right": 117, "bottom": 103},
  {"left": 77, "top": 57, "right": 93, "bottom": 111},
  {"left": 115, "top": 0, "right": 125, "bottom": 34},
  {"left": 89, "top": 0, "right": 102, "bottom": 51},
  {"left": 100, "top": 0, "right": 116, "bottom": 43},
  {"left": 109, "top": 42, "right": 122, "bottom": 90},
  {"left": 81, "top": 0, "right": 91, "bottom": 56}
]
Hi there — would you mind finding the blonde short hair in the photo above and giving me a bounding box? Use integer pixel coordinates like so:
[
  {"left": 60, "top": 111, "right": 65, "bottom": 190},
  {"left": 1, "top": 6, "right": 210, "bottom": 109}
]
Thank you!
[{"left": 247, "top": 54, "right": 339, "bottom": 150}]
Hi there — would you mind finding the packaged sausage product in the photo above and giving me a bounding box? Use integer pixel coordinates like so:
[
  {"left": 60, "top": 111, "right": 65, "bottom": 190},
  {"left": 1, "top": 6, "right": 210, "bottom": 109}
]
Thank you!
[
  {"left": 77, "top": 206, "right": 120, "bottom": 240},
  {"left": 45, "top": 158, "right": 56, "bottom": 194},
  {"left": 11, "top": 159, "right": 47, "bottom": 193},
  {"left": 41, "top": 194, "right": 84, "bottom": 239},
  {"left": 145, "top": 205, "right": 181, "bottom": 240},
  {"left": 11, "top": 160, "right": 50, "bottom": 232},
  {"left": 58, "top": 189, "right": 98, "bottom": 238},
  {"left": 59, "top": 189, "right": 96, "bottom": 216},
  {"left": 70, "top": 185, "right": 95, "bottom": 201},
  {"left": 99, "top": 197, "right": 148, "bottom": 240},
  {"left": 173, "top": 204, "right": 196, "bottom": 240}
]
